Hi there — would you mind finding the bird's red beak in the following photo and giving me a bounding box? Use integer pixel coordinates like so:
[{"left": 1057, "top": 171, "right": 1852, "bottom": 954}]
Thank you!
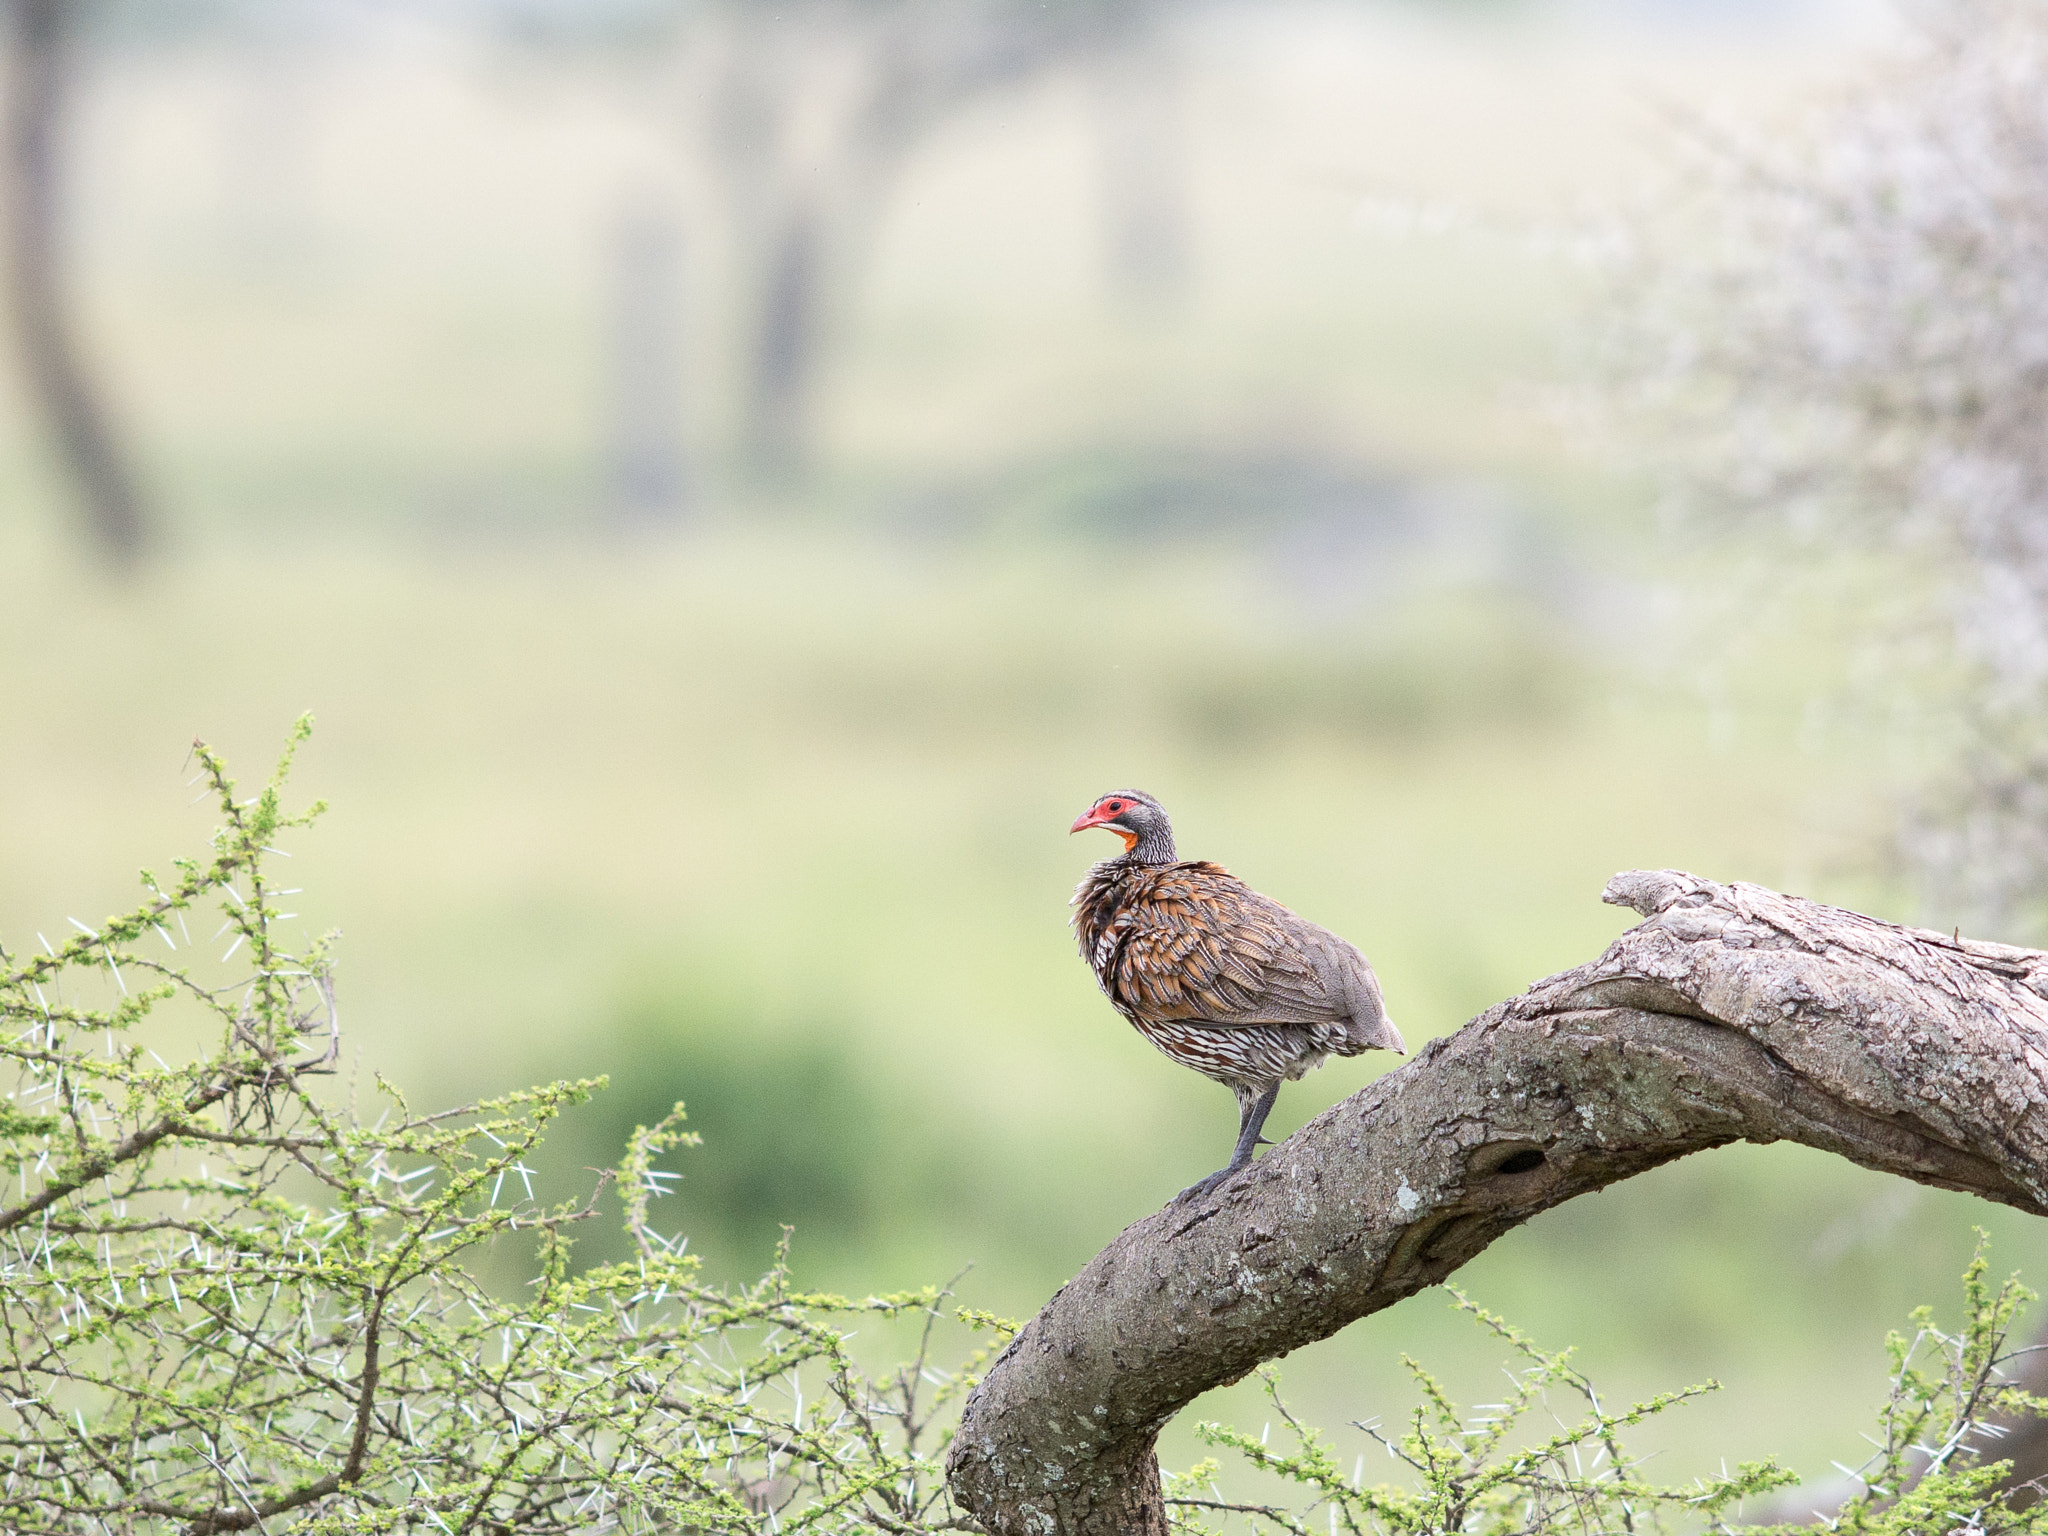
[
  {"left": 1070, "top": 804, "right": 1115, "bottom": 834},
  {"left": 1071, "top": 803, "right": 1139, "bottom": 851}
]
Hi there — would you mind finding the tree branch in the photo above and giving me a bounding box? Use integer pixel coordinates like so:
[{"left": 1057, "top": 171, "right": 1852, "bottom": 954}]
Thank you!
[{"left": 946, "top": 869, "right": 2048, "bottom": 1536}]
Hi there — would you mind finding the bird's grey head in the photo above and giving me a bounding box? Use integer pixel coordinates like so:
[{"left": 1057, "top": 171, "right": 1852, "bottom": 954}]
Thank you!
[{"left": 1069, "top": 789, "right": 1177, "bottom": 866}]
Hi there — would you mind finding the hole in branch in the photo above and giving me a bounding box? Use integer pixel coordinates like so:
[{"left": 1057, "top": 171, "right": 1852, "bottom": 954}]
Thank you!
[{"left": 1495, "top": 1149, "right": 1545, "bottom": 1174}]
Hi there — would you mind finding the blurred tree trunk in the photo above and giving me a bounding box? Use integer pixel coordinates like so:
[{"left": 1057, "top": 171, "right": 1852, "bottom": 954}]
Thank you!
[
  {"left": 4, "top": 0, "right": 145, "bottom": 566},
  {"left": 698, "top": 1, "right": 1144, "bottom": 487},
  {"left": 741, "top": 201, "right": 821, "bottom": 482},
  {"left": 607, "top": 202, "right": 689, "bottom": 522},
  {"left": 703, "top": 6, "right": 900, "bottom": 487},
  {"left": 1088, "top": 25, "right": 1189, "bottom": 304}
]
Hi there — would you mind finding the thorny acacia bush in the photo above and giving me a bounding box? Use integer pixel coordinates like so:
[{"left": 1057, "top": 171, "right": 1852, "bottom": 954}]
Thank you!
[
  {"left": 0, "top": 720, "right": 988, "bottom": 1535},
  {"left": 5, "top": 722, "right": 2045, "bottom": 1534},
  {"left": 1165, "top": 1291, "right": 1790, "bottom": 1536},
  {"left": 1169, "top": 1254, "right": 2048, "bottom": 1536}
]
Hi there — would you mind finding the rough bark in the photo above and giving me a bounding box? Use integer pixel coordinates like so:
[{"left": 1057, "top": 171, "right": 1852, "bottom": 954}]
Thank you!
[
  {"left": 946, "top": 869, "right": 2048, "bottom": 1536},
  {"left": 4, "top": 0, "right": 146, "bottom": 567}
]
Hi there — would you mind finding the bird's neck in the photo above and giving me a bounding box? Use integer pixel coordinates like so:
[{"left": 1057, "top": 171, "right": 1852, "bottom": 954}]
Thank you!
[{"left": 1115, "top": 827, "right": 1177, "bottom": 868}]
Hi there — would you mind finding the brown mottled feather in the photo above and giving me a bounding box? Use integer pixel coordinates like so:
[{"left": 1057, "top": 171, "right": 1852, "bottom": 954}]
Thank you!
[{"left": 1072, "top": 857, "right": 1402, "bottom": 1093}]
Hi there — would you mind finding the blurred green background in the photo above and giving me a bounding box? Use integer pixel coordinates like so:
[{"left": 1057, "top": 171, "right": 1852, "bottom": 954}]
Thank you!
[{"left": 1, "top": 0, "right": 2028, "bottom": 1507}]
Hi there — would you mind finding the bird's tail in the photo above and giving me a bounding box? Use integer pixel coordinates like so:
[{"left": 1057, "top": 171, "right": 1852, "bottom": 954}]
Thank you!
[{"left": 1352, "top": 1009, "right": 1406, "bottom": 1056}]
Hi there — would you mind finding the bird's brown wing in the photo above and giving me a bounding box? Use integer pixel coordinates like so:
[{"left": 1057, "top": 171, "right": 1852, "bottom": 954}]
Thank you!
[{"left": 1106, "top": 864, "right": 1344, "bottom": 1027}]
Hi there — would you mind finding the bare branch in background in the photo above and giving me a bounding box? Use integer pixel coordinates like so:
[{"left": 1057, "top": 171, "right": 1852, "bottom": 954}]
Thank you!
[
  {"left": 4, "top": 0, "right": 147, "bottom": 567},
  {"left": 947, "top": 868, "right": 2048, "bottom": 1534},
  {"left": 1609, "top": 0, "right": 2048, "bottom": 937}
]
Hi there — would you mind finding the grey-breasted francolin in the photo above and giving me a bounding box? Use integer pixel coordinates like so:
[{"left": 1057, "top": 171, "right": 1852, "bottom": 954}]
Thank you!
[{"left": 1070, "top": 789, "right": 1404, "bottom": 1201}]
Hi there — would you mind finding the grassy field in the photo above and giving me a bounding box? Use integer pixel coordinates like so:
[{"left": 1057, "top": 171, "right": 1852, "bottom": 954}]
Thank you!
[
  {"left": 2, "top": 514, "right": 2015, "bottom": 1494},
  {"left": 4, "top": 0, "right": 2028, "bottom": 1507}
]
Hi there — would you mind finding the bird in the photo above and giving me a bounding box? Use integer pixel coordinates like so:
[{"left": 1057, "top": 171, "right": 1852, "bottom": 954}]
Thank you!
[{"left": 1069, "top": 789, "right": 1404, "bottom": 1202}]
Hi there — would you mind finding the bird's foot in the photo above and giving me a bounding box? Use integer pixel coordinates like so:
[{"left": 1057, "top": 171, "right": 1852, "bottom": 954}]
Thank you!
[{"left": 1172, "top": 1163, "right": 1247, "bottom": 1206}]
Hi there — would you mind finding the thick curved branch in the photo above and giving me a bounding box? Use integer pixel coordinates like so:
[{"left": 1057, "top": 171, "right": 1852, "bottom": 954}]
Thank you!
[{"left": 946, "top": 869, "right": 2048, "bottom": 1536}]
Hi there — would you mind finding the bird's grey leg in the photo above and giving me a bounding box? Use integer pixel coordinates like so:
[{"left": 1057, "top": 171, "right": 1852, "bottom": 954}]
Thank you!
[
  {"left": 1175, "top": 1082, "right": 1281, "bottom": 1205},
  {"left": 1227, "top": 1081, "right": 1280, "bottom": 1171}
]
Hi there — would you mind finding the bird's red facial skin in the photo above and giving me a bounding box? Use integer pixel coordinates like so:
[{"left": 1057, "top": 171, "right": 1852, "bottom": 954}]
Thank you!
[{"left": 1069, "top": 799, "right": 1138, "bottom": 852}]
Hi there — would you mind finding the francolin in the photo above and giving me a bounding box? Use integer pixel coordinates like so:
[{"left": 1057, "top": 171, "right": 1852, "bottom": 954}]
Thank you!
[{"left": 1070, "top": 789, "right": 1404, "bottom": 1201}]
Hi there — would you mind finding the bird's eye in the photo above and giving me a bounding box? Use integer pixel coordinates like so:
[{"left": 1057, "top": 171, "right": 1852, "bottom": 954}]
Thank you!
[{"left": 1107, "top": 800, "right": 1125, "bottom": 813}]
